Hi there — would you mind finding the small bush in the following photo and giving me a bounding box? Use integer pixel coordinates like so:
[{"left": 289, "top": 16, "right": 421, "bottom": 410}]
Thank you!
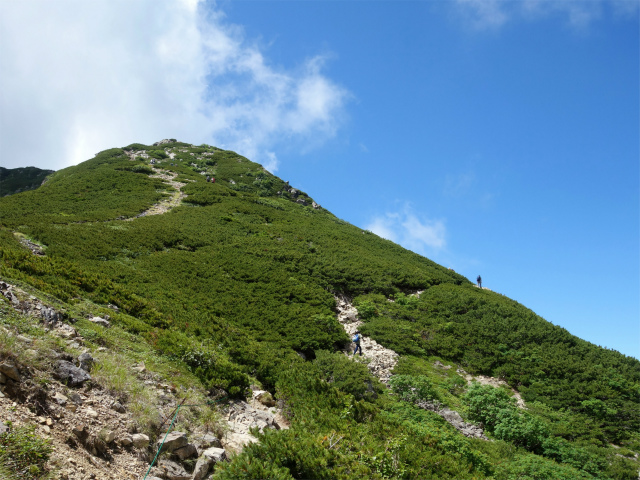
[
  {"left": 131, "top": 165, "right": 153, "bottom": 175},
  {"left": 313, "top": 350, "right": 382, "bottom": 401},
  {"left": 496, "top": 453, "right": 594, "bottom": 480},
  {"left": 0, "top": 423, "right": 52, "bottom": 480},
  {"left": 390, "top": 375, "right": 440, "bottom": 403},
  {"left": 354, "top": 299, "right": 377, "bottom": 320},
  {"left": 492, "top": 408, "right": 549, "bottom": 453},
  {"left": 464, "top": 382, "right": 515, "bottom": 430},
  {"left": 147, "top": 150, "right": 169, "bottom": 160},
  {"left": 464, "top": 383, "right": 550, "bottom": 453}
]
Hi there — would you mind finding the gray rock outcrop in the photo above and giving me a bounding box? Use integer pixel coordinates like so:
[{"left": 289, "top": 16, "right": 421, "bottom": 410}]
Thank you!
[
  {"left": 0, "top": 362, "right": 20, "bottom": 382},
  {"left": 154, "top": 459, "right": 191, "bottom": 480},
  {"left": 132, "top": 433, "right": 150, "bottom": 448},
  {"left": 157, "top": 431, "right": 188, "bottom": 454},
  {"left": 78, "top": 352, "right": 94, "bottom": 372},
  {"left": 89, "top": 316, "right": 110, "bottom": 328},
  {"left": 54, "top": 360, "right": 91, "bottom": 387},
  {"left": 192, "top": 447, "right": 227, "bottom": 480}
]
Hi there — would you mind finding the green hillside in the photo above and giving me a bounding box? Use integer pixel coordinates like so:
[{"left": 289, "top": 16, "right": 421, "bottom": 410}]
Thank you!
[
  {"left": 1, "top": 141, "right": 638, "bottom": 479},
  {"left": 0, "top": 166, "right": 55, "bottom": 197}
]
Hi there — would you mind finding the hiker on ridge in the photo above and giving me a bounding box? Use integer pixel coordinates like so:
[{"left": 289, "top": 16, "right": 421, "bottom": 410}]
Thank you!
[
  {"left": 477, "top": 275, "right": 482, "bottom": 288},
  {"left": 353, "top": 331, "right": 362, "bottom": 356}
]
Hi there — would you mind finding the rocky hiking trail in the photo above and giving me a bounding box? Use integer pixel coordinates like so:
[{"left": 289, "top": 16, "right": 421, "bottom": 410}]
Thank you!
[
  {"left": 336, "top": 293, "right": 526, "bottom": 440},
  {"left": 125, "top": 167, "right": 187, "bottom": 220},
  {"left": 124, "top": 145, "right": 193, "bottom": 220}
]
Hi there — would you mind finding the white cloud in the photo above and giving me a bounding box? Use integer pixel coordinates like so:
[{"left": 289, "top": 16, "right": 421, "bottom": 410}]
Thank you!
[
  {"left": 456, "top": 0, "right": 637, "bottom": 30},
  {"left": 456, "top": 0, "right": 509, "bottom": 29},
  {"left": 0, "top": 0, "right": 349, "bottom": 171},
  {"left": 365, "top": 204, "right": 446, "bottom": 255}
]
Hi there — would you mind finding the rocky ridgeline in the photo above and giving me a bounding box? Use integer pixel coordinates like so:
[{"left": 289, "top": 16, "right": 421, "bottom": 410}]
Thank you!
[{"left": 335, "top": 294, "right": 488, "bottom": 440}]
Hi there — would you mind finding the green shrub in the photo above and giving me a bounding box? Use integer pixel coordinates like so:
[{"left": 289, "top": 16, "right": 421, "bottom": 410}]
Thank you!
[
  {"left": 213, "top": 429, "right": 373, "bottom": 480},
  {"left": 541, "top": 436, "right": 606, "bottom": 477},
  {"left": 147, "top": 149, "right": 169, "bottom": 159},
  {"left": 492, "top": 408, "right": 549, "bottom": 453},
  {"left": 0, "top": 424, "right": 52, "bottom": 480},
  {"left": 312, "top": 350, "right": 383, "bottom": 401},
  {"left": 123, "top": 143, "right": 150, "bottom": 150},
  {"left": 496, "top": 453, "right": 594, "bottom": 480},
  {"left": 445, "top": 375, "right": 467, "bottom": 395},
  {"left": 465, "top": 383, "right": 548, "bottom": 452},
  {"left": 390, "top": 374, "right": 440, "bottom": 404},
  {"left": 354, "top": 299, "right": 378, "bottom": 320},
  {"left": 130, "top": 165, "right": 154, "bottom": 174},
  {"left": 464, "top": 382, "right": 515, "bottom": 430}
]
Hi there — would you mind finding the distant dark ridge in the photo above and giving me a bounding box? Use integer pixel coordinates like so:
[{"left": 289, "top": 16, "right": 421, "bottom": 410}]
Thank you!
[{"left": 0, "top": 166, "right": 55, "bottom": 196}]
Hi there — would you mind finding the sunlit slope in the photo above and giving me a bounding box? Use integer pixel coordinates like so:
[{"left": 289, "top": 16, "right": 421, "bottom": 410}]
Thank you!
[
  {"left": 0, "top": 143, "right": 463, "bottom": 383},
  {"left": 0, "top": 141, "right": 637, "bottom": 446}
]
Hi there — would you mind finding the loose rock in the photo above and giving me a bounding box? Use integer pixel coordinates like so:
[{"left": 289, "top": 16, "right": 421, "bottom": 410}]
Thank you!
[
  {"left": 0, "top": 362, "right": 20, "bottom": 382},
  {"left": 54, "top": 360, "right": 91, "bottom": 387},
  {"left": 155, "top": 459, "right": 190, "bottom": 480},
  {"left": 78, "top": 352, "right": 94, "bottom": 372},
  {"left": 157, "top": 431, "right": 188, "bottom": 453},
  {"left": 172, "top": 443, "right": 197, "bottom": 460},
  {"left": 132, "top": 433, "right": 150, "bottom": 448},
  {"left": 89, "top": 316, "right": 110, "bottom": 328}
]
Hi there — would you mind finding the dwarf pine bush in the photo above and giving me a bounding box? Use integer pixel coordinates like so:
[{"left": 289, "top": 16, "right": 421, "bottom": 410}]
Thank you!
[{"left": 0, "top": 424, "right": 52, "bottom": 480}]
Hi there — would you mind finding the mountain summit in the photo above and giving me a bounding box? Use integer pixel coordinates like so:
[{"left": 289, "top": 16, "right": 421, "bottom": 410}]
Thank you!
[{"left": 0, "top": 140, "right": 638, "bottom": 480}]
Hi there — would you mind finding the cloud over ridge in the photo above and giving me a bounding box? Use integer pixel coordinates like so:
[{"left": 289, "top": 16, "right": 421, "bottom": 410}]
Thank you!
[
  {"left": 0, "top": 0, "right": 348, "bottom": 171},
  {"left": 365, "top": 204, "right": 447, "bottom": 256}
]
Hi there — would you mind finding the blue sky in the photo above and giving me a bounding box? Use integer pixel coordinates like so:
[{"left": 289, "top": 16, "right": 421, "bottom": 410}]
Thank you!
[{"left": 1, "top": 0, "right": 638, "bottom": 358}]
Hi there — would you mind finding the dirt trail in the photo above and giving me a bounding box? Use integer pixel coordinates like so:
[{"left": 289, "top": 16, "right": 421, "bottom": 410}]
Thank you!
[
  {"left": 126, "top": 168, "right": 186, "bottom": 220},
  {"left": 336, "top": 293, "right": 525, "bottom": 409},
  {"left": 335, "top": 296, "right": 398, "bottom": 385}
]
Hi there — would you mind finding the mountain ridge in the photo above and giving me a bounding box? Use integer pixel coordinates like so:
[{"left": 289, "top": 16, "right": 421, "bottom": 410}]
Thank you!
[
  {"left": 0, "top": 140, "right": 638, "bottom": 479},
  {"left": 0, "top": 166, "right": 55, "bottom": 197}
]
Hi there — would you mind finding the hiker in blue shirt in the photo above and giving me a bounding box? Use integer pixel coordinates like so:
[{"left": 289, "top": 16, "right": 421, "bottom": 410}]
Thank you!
[{"left": 353, "top": 331, "right": 362, "bottom": 356}]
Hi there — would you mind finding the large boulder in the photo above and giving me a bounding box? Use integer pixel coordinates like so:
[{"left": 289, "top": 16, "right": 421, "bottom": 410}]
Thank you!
[
  {"left": 192, "top": 457, "right": 211, "bottom": 480},
  {"left": 157, "top": 431, "right": 188, "bottom": 454},
  {"left": 172, "top": 443, "right": 197, "bottom": 460},
  {"left": 202, "top": 447, "right": 227, "bottom": 463},
  {"left": 254, "top": 390, "right": 276, "bottom": 407},
  {"left": 89, "top": 316, "right": 110, "bottom": 328},
  {"left": 0, "top": 362, "right": 20, "bottom": 382},
  {"left": 198, "top": 433, "right": 221, "bottom": 449},
  {"left": 54, "top": 360, "right": 91, "bottom": 387},
  {"left": 132, "top": 433, "right": 150, "bottom": 448},
  {"left": 155, "top": 459, "right": 190, "bottom": 480},
  {"left": 78, "top": 352, "right": 94, "bottom": 372},
  {"left": 192, "top": 447, "right": 227, "bottom": 480}
]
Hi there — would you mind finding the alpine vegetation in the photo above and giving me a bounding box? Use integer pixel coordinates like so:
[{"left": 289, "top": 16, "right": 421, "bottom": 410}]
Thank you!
[{"left": 0, "top": 140, "right": 638, "bottom": 480}]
